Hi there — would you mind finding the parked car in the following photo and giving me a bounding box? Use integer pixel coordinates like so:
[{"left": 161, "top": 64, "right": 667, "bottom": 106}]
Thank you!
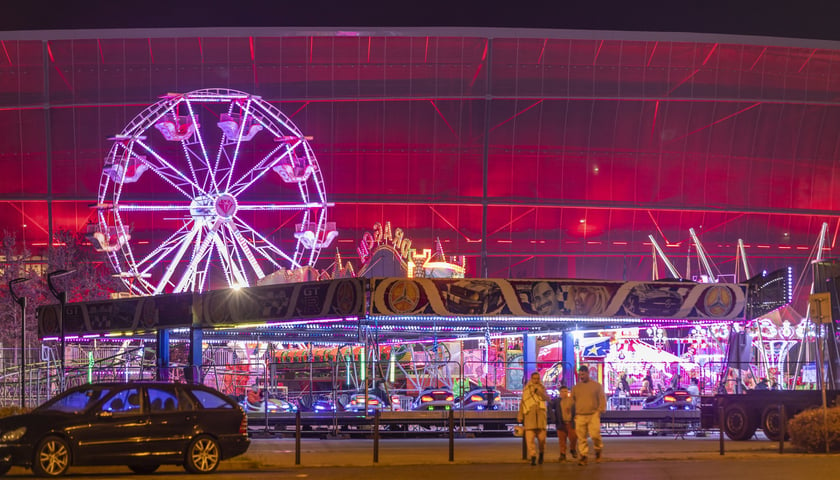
[
  {"left": 412, "top": 388, "right": 455, "bottom": 411},
  {"left": 456, "top": 387, "right": 501, "bottom": 410},
  {"left": 0, "top": 382, "right": 250, "bottom": 477}
]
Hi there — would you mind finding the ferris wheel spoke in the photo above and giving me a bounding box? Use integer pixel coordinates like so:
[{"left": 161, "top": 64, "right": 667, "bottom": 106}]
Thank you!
[
  {"left": 212, "top": 228, "right": 249, "bottom": 288},
  {"left": 224, "top": 97, "right": 253, "bottom": 193},
  {"left": 152, "top": 224, "right": 202, "bottom": 295},
  {"left": 135, "top": 139, "right": 208, "bottom": 198},
  {"left": 225, "top": 222, "right": 266, "bottom": 280},
  {"left": 228, "top": 141, "right": 300, "bottom": 197},
  {"left": 173, "top": 222, "right": 220, "bottom": 293},
  {"left": 233, "top": 217, "right": 300, "bottom": 268},
  {"left": 133, "top": 222, "right": 194, "bottom": 271},
  {"left": 108, "top": 204, "right": 194, "bottom": 213}
]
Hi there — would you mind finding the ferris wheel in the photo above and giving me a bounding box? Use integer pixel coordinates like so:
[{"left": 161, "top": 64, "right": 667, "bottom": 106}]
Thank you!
[{"left": 95, "top": 88, "right": 337, "bottom": 295}]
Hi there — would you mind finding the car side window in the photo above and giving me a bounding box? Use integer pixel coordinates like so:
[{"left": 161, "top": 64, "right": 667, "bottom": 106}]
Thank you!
[
  {"left": 190, "top": 388, "right": 233, "bottom": 409},
  {"left": 178, "top": 388, "right": 196, "bottom": 410},
  {"left": 148, "top": 387, "right": 179, "bottom": 412},
  {"left": 101, "top": 388, "right": 142, "bottom": 414}
]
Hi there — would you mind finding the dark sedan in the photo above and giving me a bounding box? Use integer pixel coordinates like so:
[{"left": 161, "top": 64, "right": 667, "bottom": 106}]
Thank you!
[{"left": 0, "top": 382, "right": 250, "bottom": 477}]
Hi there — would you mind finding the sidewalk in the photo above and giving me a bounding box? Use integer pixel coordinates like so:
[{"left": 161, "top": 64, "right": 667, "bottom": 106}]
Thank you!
[{"left": 227, "top": 435, "right": 812, "bottom": 469}]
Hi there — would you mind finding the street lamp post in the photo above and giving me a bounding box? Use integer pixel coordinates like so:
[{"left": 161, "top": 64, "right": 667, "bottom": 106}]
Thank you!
[
  {"left": 47, "top": 269, "right": 76, "bottom": 390},
  {"left": 9, "top": 277, "right": 30, "bottom": 408}
]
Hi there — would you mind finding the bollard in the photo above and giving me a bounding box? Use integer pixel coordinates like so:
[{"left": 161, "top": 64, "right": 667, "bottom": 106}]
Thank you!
[
  {"left": 295, "top": 410, "right": 301, "bottom": 465},
  {"left": 718, "top": 406, "right": 725, "bottom": 456},
  {"left": 448, "top": 408, "right": 454, "bottom": 462},
  {"left": 779, "top": 404, "right": 785, "bottom": 454},
  {"left": 373, "top": 410, "right": 380, "bottom": 463}
]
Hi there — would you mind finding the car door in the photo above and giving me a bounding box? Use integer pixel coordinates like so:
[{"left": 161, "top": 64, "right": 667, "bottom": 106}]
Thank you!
[
  {"left": 71, "top": 387, "right": 150, "bottom": 464},
  {"left": 145, "top": 385, "right": 193, "bottom": 457}
]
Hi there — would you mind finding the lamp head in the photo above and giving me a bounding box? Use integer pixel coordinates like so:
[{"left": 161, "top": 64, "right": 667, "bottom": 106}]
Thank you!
[{"left": 47, "top": 269, "right": 77, "bottom": 299}]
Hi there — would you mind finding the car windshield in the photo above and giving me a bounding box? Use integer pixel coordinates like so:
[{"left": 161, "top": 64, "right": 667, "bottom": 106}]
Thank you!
[{"left": 37, "top": 387, "right": 111, "bottom": 414}]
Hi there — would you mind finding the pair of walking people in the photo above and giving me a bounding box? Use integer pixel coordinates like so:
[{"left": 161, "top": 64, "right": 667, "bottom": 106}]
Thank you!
[{"left": 517, "top": 365, "right": 606, "bottom": 466}]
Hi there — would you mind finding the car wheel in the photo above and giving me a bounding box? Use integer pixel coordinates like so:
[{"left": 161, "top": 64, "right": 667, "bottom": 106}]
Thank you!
[
  {"left": 184, "top": 435, "right": 220, "bottom": 474},
  {"left": 128, "top": 465, "right": 160, "bottom": 474},
  {"left": 0, "top": 463, "right": 11, "bottom": 476},
  {"left": 32, "top": 436, "right": 71, "bottom": 477},
  {"left": 761, "top": 406, "right": 789, "bottom": 442},
  {"left": 724, "top": 403, "right": 757, "bottom": 441}
]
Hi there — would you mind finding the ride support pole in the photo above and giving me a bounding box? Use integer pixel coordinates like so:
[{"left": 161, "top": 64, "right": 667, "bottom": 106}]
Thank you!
[
  {"left": 718, "top": 406, "right": 725, "bottom": 456},
  {"left": 779, "top": 404, "right": 785, "bottom": 454},
  {"left": 373, "top": 410, "right": 380, "bottom": 464},
  {"left": 264, "top": 368, "right": 270, "bottom": 434},
  {"left": 295, "top": 410, "right": 301, "bottom": 465},
  {"left": 448, "top": 408, "right": 455, "bottom": 462}
]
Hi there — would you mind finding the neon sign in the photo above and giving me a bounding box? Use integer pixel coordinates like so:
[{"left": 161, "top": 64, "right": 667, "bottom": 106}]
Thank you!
[{"left": 357, "top": 221, "right": 413, "bottom": 264}]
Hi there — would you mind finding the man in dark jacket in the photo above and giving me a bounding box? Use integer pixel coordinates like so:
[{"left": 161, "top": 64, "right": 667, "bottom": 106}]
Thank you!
[{"left": 550, "top": 385, "right": 577, "bottom": 461}]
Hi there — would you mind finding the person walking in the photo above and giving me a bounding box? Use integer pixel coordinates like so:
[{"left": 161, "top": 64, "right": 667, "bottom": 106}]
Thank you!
[
  {"left": 550, "top": 385, "right": 578, "bottom": 461},
  {"left": 518, "top": 371, "right": 550, "bottom": 465},
  {"left": 571, "top": 365, "right": 606, "bottom": 466}
]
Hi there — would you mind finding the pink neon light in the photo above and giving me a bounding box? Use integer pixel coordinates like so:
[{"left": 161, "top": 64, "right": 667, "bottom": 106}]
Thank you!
[
  {"left": 288, "top": 101, "right": 310, "bottom": 119},
  {"left": 650, "top": 100, "right": 660, "bottom": 141},
  {"left": 0, "top": 40, "right": 10, "bottom": 66},
  {"left": 537, "top": 39, "right": 547, "bottom": 65},
  {"left": 666, "top": 103, "right": 761, "bottom": 144},
  {"left": 749, "top": 47, "right": 767, "bottom": 71},
  {"left": 593, "top": 40, "right": 604, "bottom": 65},
  {"left": 832, "top": 219, "right": 840, "bottom": 249},
  {"left": 367, "top": 37, "right": 371, "bottom": 63},
  {"left": 428, "top": 206, "right": 480, "bottom": 243},
  {"left": 489, "top": 99, "right": 544, "bottom": 133},
  {"left": 97, "top": 39, "right": 104, "bottom": 64},
  {"left": 46, "top": 42, "right": 55, "bottom": 62},
  {"left": 468, "top": 40, "right": 489, "bottom": 89},
  {"left": 646, "top": 41, "right": 658, "bottom": 67},
  {"left": 666, "top": 68, "right": 699, "bottom": 96},
  {"left": 198, "top": 38, "right": 203, "bottom": 62},
  {"left": 424, "top": 36, "right": 429, "bottom": 63},
  {"left": 147, "top": 38, "right": 154, "bottom": 63},
  {"left": 798, "top": 48, "right": 817, "bottom": 73},
  {"left": 647, "top": 210, "right": 670, "bottom": 244},
  {"left": 250, "top": 37, "right": 258, "bottom": 86},
  {"left": 309, "top": 36, "right": 313, "bottom": 63},
  {"left": 701, "top": 43, "right": 718, "bottom": 66},
  {"left": 430, "top": 100, "right": 457, "bottom": 138}
]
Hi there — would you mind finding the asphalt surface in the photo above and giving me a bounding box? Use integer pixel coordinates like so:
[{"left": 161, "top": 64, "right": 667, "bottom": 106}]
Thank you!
[{"left": 4, "top": 435, "right": 839, "bottom": 478}]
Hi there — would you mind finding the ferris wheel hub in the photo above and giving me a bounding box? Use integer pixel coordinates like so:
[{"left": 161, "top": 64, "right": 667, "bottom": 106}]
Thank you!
[{"left": 214, "top": 193, "right": 238, "bottom": 219}]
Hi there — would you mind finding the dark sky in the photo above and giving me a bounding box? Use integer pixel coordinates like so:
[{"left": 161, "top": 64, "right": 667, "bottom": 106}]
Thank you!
[{"left": 4, "top": 1, "right": 840, "bottom": 42}]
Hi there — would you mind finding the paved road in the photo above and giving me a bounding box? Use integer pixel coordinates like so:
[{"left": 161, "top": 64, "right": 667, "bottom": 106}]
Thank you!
[
  {"left": 4, "top": 457, "right": 840, "bottom": 480},
  {"left": 3, "top": 436, "right": 838, "bottom": 478}
]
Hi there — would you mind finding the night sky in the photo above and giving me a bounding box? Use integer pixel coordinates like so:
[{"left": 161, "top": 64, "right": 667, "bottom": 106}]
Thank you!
[{"left": 3, "top": 1, "right": 840, "bottom": 41}]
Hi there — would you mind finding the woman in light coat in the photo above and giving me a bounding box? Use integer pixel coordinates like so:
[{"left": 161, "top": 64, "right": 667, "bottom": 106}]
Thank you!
[{"left": 518, "top": 371, "right": 550, "bottom": 465}]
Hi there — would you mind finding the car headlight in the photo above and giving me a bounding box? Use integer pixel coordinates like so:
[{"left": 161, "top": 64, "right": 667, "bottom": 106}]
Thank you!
[{"left": 0, "top": 427, "right": 26, "bottom": 443}]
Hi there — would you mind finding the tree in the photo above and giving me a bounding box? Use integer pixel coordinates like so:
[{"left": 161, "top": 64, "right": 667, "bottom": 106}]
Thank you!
[
  {"left": 0, "top": 231, "right": 48, "bottom": 350},
  {"left": 46, "top": 229, "right": 125, "bottom": 302}
]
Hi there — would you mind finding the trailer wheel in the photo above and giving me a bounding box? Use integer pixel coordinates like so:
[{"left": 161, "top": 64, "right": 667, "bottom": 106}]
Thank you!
[
  {"left": 761, "top": 406, "right": 789, "bottom": 442},
  {"left": 724, "top": 403, "right": 757, "bottom": 441}
]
